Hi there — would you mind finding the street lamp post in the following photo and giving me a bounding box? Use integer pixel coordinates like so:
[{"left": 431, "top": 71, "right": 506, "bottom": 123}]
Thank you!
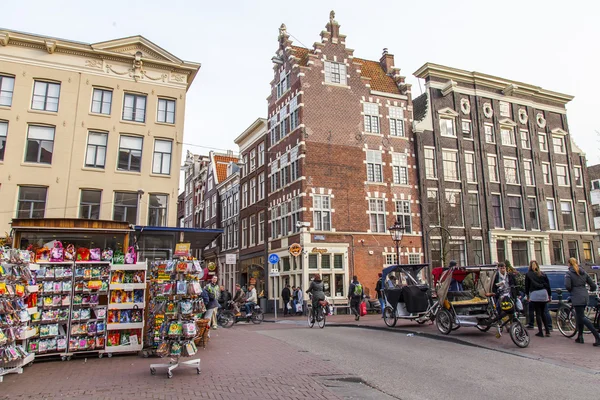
[{"left": 388, "top": 220, "right": 405, "bottom": 265}]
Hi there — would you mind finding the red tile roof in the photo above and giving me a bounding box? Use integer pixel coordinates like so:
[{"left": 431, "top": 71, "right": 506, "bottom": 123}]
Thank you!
[
  {"left": 290, "top": 46, "right": 399, "bottom": 94},
  {"left": 213, "top": 155, "right": 239, "bottom": 183}
]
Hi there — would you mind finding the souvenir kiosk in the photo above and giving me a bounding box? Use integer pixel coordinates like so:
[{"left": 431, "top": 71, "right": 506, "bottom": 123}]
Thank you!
[{"left": 10, "top": 219, "right": 148, "bottom": 360}]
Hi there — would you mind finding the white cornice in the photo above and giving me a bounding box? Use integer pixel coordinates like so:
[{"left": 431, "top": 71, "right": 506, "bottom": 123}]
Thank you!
[
  {"left": 426, "top": 81, "right": 568, "bottom": 115},
  {"left": 551, "top": 127, "right": 568, "bottom": 136},
  {"left": 414, "top": 62, "right": 573, "bottom": 106},
  {"left": 498, "top": 118, "right": 517, "bottom": 127},
  {"left": 369, "top": 90, "right": 408, "bottom": 100},
  {"left": 437, "top": 107, "right": 459, "bottom": 117}
]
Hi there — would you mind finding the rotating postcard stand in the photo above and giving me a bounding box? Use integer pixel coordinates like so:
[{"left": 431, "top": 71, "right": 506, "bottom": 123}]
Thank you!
[{"left": 148, "top": 259, "right": 204, "bottom": 378}]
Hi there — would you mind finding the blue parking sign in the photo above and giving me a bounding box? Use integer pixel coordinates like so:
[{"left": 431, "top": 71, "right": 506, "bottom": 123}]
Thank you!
[{"left": 268, "top": 254, "right": 280, "bottom": 264}]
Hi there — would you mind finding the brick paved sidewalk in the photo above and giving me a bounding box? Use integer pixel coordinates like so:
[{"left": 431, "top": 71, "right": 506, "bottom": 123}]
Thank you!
[
  {"left": 0, "top": 327, "right": 346, "bottom": 400},
  {"left": 265, "top": 313, "right": 600, "bottom": 373}
]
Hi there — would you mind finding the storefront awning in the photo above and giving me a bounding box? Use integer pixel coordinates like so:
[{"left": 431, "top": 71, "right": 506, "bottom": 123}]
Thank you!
[{"left": 133, "top": 226, "right": 223, "bottom": 249}]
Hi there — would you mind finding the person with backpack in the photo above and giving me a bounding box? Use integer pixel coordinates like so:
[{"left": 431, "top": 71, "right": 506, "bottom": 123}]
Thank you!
[{"left": 348, "top": 275, "right": 364, "bottom": 321}]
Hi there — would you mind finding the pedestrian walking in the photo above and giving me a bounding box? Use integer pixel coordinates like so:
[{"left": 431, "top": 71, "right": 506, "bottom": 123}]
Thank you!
[
  {"left": 525, "top": 260, "right": 551, "bottom": 338},
  {"left": 375, "top": 273, "right": 385, "bottom": 318},
  {"left": 281, "top": 284, "right": 291, "bottom": 316},
  {"left": 203, "top": 277, "right": 221, "bottom": 330},
  {"left": 565, "top": 258, "right": 600, "bottom": 346},
  {"left": 296, "top": 286, "right": 304, "bottom": 315},
  {"left": 348, "top": 275, "right": 364, "bottom": 321}
]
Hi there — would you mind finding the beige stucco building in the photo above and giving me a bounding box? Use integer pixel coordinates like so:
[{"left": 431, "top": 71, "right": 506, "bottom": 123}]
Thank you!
[{"left": 0, "top": 29, "right": 200, "bottom": 233}]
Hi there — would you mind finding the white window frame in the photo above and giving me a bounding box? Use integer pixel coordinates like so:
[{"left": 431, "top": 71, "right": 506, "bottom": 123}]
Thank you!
[
  {"left": 499, "top": 101, "right": 510, "bottom": 117},
  {"left": 242, "top": 183, "right": 248, "bottom": 208},
  {"left": 578, "top": 200, "right": 589, "bottom": 232},
  {"left": 211, "top": 194, "right": 217, "bottom": 218},
  {"left": 520, "top": 130, "right": 530, "bottom": 149},
  {"left": 542, "top": 162, "right": 552, "bottom": 185},
  {"left": 487, "top": 154, "right": 499, "bottom": 182},
  {"left": 250, "top": 149, "right": 256, "bottom": 171},
  {"left": 368, "top": 198, "right": 387, "bottom": 233},
  {"left": 241, "top": 218, "right": 247, "bottom": 248},
  {"left": 394, "top": 200, "right": 412, "bottom": 234},
  {"left": 157, "top": 98, "right": 176, "bottom": 124},
  {"left": 391, "top": 152, "right": 408, "bottom": 185},
  {"left": 363, "top": 102, "right": 380, "bottom": 134},
  {"left": 547, "top": 198, "right": 557, "bottom": 231},
  {"left": 258, "top": 211, "right": 265, "bottom": 244},
  {"left": 424, "top": 147, "right": 437, "bottom": 180},
  {"left": 313, "top": 195, "right": 332, "bottom": 231},
  {"left": 506, "top": 195, "right": 525, "bottom": 230},
  {"left": 560, "top": 200, "right": 575, "bottom": 231},
  {"left": 503, "top": 157, "right": 520, "bottom": 185},
  {"left": 523, "top": 159, "right": 535, "bottom": 186},
  {"left": 464, "top": 152, "right": 476, "bottom": 183},
  {"left": 442, "top": 149, "right": 460, "bottom": 182},
  {"left": 491, "top": 193, "right": 504, "bottom": 229},
  {"left": 538, "top": 132, "right": 548, "bottom": 152},
  {"left": 324, "top": 61, "right": 347, "bottom": 85},
  {"left": 250, "top": 178, "right": 256, "bottom": 205},
  {"left": 500, "top": 126, "right": 517, "bottom": 147},
  {"left": 468, "top": 191, "right": 481, "bottom": 228},
  {"left": 484, "top": 123, "right": 495, "bottom": 144},
  {"left": 574, "top": 166, "right": 583, "bottom": 187},
  {"left": 461, "top": 120, "right": 472, "bottom": 139},
  {"left": 552, "top": 135, "right": 566, "bottom": 154},
  {"left": 556, "top": 164, "right": 570, "bottom": 187},
  {"left": 389, "top": 106, "right": 405, "bottom": 137},
  {"left": 445, "top": 190, "right": 464, "bottom": 228},
  {"left": 366, "top": 150, "right": 383, "bottom": 182},
  {"left": 439, "top": 118, "right": 456, "bottom": 137},
  {"left": 258, "top": 173, "right": 265, "bottom": 200},
  {"left": 249, "top": 214, "right": 256, "bottom": 247},
  {"left": 258, "top": 142, "right": 265, "bottom": 166},
  {"left": 527, "top": 196, "right": 540, "bottom": 231}
]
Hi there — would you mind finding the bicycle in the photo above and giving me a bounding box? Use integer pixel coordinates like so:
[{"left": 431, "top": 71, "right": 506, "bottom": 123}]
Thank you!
[
  {"left": 307, "top": 295, "right": 327, "bottom": 329},
  {"left": 556, "top": 290, "right": 599, "bottom": 338}
]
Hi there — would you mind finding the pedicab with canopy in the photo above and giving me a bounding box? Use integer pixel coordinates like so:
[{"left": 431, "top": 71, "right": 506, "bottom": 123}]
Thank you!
[
  {"left": 380, "top": 263, "right": 440, "bottom": 327},
  {"left": 433, "top": 264, "right": 530, "bottom": 348}
]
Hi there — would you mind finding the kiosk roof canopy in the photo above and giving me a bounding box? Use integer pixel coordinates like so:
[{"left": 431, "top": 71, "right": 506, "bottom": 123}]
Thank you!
[{"left": 134, "top": 226, "right": 222, "bottom": 249}]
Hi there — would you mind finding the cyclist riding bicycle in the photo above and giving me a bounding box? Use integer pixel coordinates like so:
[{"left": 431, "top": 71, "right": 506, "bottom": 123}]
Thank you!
[{"left": 306, "top": 273, "right": 325, "bottom": 323}]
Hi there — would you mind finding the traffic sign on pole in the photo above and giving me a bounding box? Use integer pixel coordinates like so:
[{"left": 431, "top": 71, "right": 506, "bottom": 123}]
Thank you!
[{"left": 268, "top": 253, "right": 280, "bottom": 264}]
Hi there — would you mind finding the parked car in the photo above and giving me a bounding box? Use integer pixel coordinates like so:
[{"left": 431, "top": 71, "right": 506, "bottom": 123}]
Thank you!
[{"left": 515, "top": 265, "right": 570, "bottom": 310}]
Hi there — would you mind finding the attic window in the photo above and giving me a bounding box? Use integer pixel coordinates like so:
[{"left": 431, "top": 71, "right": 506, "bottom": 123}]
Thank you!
[
  {"left": 324, "top": 61, "right": 347, "bottom": 85},
  {"left": 277, "top": 72, "right": 291, "bottom": 98}
]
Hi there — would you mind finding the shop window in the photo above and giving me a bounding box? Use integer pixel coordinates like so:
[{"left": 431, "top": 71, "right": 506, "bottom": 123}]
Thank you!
[
  {"left": 91, "top": 88, "right": 112, "bottom": 115},
  {"left": 511, "top": 241, "right": 529, "bottom": 267},
  {"left": 321, "top": 254, "right": 331, "bottom": 269},
  {"left": 122, "top": 93, "right": 146, "bottom": 123},
  {"left": 148, "top": 194, "right": 168, "bottom": 226},
  {"left": 308, "top": 254, "right": 318, "bottom": 269},
  {"left": 553, "top": 241, "right": 564, "bottom": 264},
  {"left": 113, "top": 191, "right": 138, "bottom": 224},
  {"left": 79, "top": 189, "right": 101, "bottom": 219},
  {"left": 334, "top": 274, "right": 345, "bottom": 297},
  {"left": 25, "top": 125, "right": 55, "bottom": 164},
  {"left": 17, "top": 186, "right": 47, "bottom": 218},
  {"left": 32, "top": 80, "right": 60, "bottom": 112},
  {"left": 334, "top": 254, "right": 343, "bottom": 269},
  {"left": 534, "top": 241, "right": 543, "bottom": 264},
  {"left": 322, "top": 274, "right": 332, "bottom": 297},
  {"left": 118, "top": 135, "right": 143, "bottom": 172},
  {"left": 283, "top": 257, "right": 290, "bottom": 271}
]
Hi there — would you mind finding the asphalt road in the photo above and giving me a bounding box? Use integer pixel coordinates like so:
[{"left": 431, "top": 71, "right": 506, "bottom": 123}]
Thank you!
[{"left": 259, "top": 326, "right": 598, "bottom": 400}]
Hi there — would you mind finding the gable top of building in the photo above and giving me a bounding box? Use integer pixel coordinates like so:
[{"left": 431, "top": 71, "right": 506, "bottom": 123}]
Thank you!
[
  {"left": 279, "top": 12, "right": 403, "bottom": 96},
  {"left": 0, "top": 28, "right": 201, "bottom": 89},
  {"left": 210, "top": 152, "right": 240, "bottom": 184},
  {"left": 234, "top": 118, "right": 268, "bottom": 152},
  {"left": 414, "top": 62, "right": 573, "bottom": 106},
  {"left": 588, "top": 164, "right": 600, "bottom": 182}
]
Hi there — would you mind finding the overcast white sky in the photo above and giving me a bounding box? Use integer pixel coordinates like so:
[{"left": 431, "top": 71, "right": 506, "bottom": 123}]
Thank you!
[{"left": 3, "top": 0, "right": 599, "bottom": 177}]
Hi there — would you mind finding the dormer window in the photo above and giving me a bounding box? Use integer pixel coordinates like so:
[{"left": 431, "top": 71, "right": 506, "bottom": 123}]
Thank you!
[{"left": 324, "top": 61, "right": 347, "bottom": 85}]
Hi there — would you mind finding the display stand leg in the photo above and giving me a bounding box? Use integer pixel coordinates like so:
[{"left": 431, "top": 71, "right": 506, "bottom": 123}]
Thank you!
[{"left": 150, "top": 358, "right": 201, "bottom": 378}]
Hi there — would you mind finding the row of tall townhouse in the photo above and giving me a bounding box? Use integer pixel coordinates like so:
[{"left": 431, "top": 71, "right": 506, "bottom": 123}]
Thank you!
[
  {"left": 0, "top": 29, "right": 200, "bottom": 231},
  {"left": 190, "top": 12, "right": 598, "bottom": 303}
]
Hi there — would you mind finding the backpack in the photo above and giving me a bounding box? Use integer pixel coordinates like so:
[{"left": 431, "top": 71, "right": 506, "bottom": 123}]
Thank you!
[{"left": 353, "top": 283, "right": 363, "bottom": 297}]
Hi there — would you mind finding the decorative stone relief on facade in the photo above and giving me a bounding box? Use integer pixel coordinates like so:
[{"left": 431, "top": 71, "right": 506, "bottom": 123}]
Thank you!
[
  {"left": 483, "top": 102, "right": 493, "bottom": 118},
  {"left": 105, "top": 52, "right": 166, "bottom": 82},
  {"left": 518, "top": 108, "right": 528, "bottom": 124},
  {"left": 170, "top": 73, "right": 186, "bottom": 83},
  {"left": 460, "top": 98, "right": 470, "bottom": 114},
  {"left": 536, "top": 113, "right": 546, "bottom": 128},
  {"left": 85, "top": 59, "right": 103, "bottom": 69}
]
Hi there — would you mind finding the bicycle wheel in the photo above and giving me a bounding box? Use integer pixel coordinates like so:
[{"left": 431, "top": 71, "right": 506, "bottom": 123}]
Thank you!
[
  {"left": 252, "top": 310, "right": 264, "bottom": 324},
  {"left": 557, "top": 306, "right": 577, "bottom": 338},
  {"left": 219, "top": 311, "right": 235, "bottom": 328},
  {"left": 383, "top": 306, "right": 397, "bottom": 327},
  {"left": 318, "top": 308, "right": 326, "bottom": 329},
  {"left": 436, "top": 308, "right": 453, "bottom": 335},
  {"left": 509, "top": 320, "right": 530, "bottom": 348},
  {"left": 307, "top": 308, "right": 315, "bottom": 328}
]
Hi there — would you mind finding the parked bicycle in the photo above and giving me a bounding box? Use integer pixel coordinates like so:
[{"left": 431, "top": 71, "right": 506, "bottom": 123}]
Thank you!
[
  {"left": 557, "top": 289, "right": 599, "bottom": 337},
  {"left": 307, "top": 294, "right": 328, "bottom": 329}
]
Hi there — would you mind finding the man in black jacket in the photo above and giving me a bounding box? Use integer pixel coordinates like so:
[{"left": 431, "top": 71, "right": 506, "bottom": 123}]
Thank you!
[
  {"left": 218, "top": 285, "right": 232, "bottom": 310},
  {"left": 281, "top": 284, "right": 291, "bottom": 316},
  {"left": 375, "top": 273, "right": 384, "bottom": 318},
  {"left": 348, "top": 276, "right": 365, "bottom": 321}
]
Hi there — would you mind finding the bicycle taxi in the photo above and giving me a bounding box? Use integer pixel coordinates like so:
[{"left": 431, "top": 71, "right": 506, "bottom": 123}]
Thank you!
[
  {"left": 381, "top": 263, "right": 439, "bottom": 327},
  {"left": 433, "top": 264, "right": 530, "bottom": 348}
]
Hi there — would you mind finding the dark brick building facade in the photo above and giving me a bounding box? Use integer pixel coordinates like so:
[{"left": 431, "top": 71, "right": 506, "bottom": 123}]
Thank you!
[
  {"left": 413, "top": 63, "right": 599, "bottom": 271},
  {"left": 265, "top": 12, "right": 423, "bottom": 304}
]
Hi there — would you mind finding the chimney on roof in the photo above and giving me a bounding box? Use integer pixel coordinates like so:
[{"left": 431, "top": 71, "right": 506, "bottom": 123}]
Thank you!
[{"left": 379, "top": 48, "right": 395, "bottom": 75}]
